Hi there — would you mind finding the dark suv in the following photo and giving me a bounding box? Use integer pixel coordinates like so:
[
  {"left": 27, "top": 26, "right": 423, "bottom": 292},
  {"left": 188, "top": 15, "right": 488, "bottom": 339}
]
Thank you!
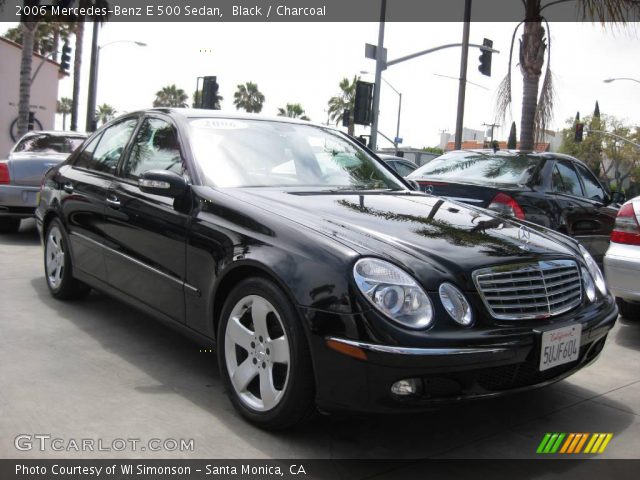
[{"left": 408, "top": 150, "right": 623, "bottom": 264}]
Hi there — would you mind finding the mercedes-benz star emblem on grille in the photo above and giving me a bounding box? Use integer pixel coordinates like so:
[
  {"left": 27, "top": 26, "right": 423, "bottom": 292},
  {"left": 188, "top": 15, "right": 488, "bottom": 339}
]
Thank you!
[
  {"left": 425, "top": 185, "right": 434, "bottom": 194},
  {"left": 518, "top": 225, "right": 532, "bottom": 250}
]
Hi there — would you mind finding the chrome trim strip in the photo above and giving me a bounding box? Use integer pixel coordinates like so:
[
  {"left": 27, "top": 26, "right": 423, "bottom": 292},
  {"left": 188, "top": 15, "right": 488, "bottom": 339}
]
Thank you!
[
  {"left": 70, "top": 231, "right": 200, "bottom": 295},
  {"left": 326, "top": 337, "right": 509, "bottom": 356}
]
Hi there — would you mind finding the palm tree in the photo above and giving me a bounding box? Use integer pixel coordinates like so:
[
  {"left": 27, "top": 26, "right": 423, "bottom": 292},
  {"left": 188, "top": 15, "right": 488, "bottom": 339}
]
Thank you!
[
  {"left": 327, "top": 76, "right": 358, "bottom": 136},
  {"left": 56, "top": 97, "right": 73, "bottom": 130},
  {"left": 192, "top": 89, "right": 223, "bottom": 109},
  {"left": 277, "top": 103, "right": 310, "bottom": 121},
  {"left": 153, "top": 84, "right": 189, "bottom": 107},
  {"left": 233, "top": 82, "right": 265, "bottom": 113},
  {"left": 495, "top": 0, "right": 640, "bottom": 151},
  {"left": 3, "top": 23, "right": 73, "bottom": 59},
  {"left": 95, "top": 103, "right": 117, "bottom": 126}
]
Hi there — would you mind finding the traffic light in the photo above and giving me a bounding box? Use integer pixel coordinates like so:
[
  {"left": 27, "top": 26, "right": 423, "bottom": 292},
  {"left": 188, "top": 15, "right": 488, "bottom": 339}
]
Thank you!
[
  {"left": 575, "top": 122, "right": 584, "bottom": 142},
  {"left": 59, "top": 42, "right": 71, "bottom": 74},
  {"left": 201, "top": 76, "right": 219, "bottom": 109},
  {"left": 478, "top": 38, "right": 493, "bottom": 77},
  {"left": 353, "top": 81, "right": 374, "bottom": 125},
  {"left": 28, "top": 112, "right": 35, "bottom": 131}
]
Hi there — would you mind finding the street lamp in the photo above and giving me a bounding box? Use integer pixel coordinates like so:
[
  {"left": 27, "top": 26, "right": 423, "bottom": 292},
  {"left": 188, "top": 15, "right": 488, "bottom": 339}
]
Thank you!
[
  {"left": 361, "top": 70, "right": 402, "bottom": 155},
  {"left": 85, "top": 25, "right": 147, "bottom": 132},
  {"left": 603, "top": 77, "right": 640, "bottom": 85}
]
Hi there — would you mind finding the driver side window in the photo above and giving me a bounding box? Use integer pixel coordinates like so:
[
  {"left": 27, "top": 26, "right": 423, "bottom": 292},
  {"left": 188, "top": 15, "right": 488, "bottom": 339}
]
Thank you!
[
  {"left": 74, "top": 118, "right": 138, "bottom": 173},
  {"left": 123, "top": 117, "right": 184, "bottom": 179}
]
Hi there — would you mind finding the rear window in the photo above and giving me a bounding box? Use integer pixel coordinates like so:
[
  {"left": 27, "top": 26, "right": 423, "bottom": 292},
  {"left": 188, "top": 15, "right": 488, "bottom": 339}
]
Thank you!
[
  {"left": 14, "top": 134, "right": 85, "bottom": 154},
  {"left": 408, "top": 151, "right": 541, "bottom": 185}
]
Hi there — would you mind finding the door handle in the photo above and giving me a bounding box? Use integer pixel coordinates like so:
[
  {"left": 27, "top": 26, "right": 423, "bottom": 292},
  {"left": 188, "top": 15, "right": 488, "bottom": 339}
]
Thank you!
[
  {"left": 106, "top": 195, "right": 121, "bottom": 208},
  {"left": 63, "top": 183, "right": 74, "bottom": 193}
]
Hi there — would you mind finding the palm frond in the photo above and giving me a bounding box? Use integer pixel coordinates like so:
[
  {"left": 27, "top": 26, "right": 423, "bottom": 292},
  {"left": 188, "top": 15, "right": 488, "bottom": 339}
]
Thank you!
[
  {"left": 576, "top": 0, "right": 640, "bottom": 25},
  {"left": 494, "top": 21, "right": 523, "bottom": 125}
]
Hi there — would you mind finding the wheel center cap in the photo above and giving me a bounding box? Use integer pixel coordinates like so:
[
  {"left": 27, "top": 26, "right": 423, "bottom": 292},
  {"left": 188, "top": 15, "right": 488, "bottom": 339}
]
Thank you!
[{"left": 256, "top": 347, "right": 267, "bottom": 361}]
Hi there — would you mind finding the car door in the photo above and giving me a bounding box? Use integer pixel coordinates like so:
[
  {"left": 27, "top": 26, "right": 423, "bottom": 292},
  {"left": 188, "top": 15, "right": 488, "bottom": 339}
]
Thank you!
[
  {"left": 102, "top": 115, "right": 191, "bottom": 323},
  {"left": 572, "top": 161, "right": 616, "bottom": 262},
  {"left": 60, "top": 117, "right": 139, "bottom": 282}
]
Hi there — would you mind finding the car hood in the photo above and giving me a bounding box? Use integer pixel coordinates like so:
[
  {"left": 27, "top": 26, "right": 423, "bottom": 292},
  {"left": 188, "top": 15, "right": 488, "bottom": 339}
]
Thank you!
[{"left": 223, "top": 188, "right": 581, "bottom": 289}]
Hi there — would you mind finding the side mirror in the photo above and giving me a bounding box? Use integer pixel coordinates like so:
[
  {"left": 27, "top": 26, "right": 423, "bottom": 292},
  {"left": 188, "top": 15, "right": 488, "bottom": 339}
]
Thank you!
[
  {"left": 610, "top": 191, "right": 626, "bottom": 205},
  {"left": 139, "top": 170, "right": 187, "bottom": 198},
  {"left": 406, "top": 179, "right": 421, "bottom": 191}
]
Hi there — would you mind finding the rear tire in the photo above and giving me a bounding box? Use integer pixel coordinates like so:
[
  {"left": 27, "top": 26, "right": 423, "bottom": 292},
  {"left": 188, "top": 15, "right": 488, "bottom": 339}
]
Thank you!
[
  {"left": 0, "top": 217, "right": 20, "bottom": 233},
  {"left": 217, "top": 277, "right": 315, "bottom": 430},
  {"left": 617, "top": 298, "right": 640, "bottom": 320},
  {"left": 44, "top": 218, "right": 91, "bottom": 300}
]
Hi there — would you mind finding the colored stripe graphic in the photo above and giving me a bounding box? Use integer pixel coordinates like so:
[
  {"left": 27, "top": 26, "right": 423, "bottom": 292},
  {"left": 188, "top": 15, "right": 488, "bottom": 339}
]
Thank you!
[{"left": 538, "top": 433, "right": 613, "bottom": 454}]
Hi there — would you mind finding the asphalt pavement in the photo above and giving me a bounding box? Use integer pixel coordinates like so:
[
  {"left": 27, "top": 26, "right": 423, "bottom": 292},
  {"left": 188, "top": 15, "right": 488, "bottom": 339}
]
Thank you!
[{"left": 1, "top": 219, "right": 639, "bottom": 459}]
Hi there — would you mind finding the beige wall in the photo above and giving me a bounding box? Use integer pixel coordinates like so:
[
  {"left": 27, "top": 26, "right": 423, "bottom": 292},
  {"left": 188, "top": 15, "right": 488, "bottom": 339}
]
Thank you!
[{"left": 0, "top": 38, "right": 61, "bottom": 158}]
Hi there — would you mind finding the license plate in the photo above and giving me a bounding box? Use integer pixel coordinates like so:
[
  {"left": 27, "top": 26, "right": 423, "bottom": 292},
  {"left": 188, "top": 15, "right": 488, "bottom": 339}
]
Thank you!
[{"left": 539, "top": 324, "right": 582, "bottom": 371}]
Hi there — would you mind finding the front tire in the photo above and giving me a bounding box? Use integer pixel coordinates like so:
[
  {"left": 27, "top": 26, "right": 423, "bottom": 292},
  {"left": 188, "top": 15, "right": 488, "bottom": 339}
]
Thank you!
[
  {"left": 617, "top": 298, "right": 640, "bottom": 320},
  {"left": 44, "top": 218, "right": 90, "bottom": 300},
  {"left": 0, "top": 217, "right": 20, "bottom": 233},
  {"left": 217, "top": 277, "right": 315, "bottom": 430}
]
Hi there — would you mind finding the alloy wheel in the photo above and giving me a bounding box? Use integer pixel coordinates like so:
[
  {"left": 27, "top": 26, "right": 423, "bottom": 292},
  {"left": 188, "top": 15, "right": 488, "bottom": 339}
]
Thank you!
[
  {"left": 224, "top": 295, "right": 291, "bottom": 412},
  {"left": 45, "top": 225, "right": 65, "bottom": 289}
]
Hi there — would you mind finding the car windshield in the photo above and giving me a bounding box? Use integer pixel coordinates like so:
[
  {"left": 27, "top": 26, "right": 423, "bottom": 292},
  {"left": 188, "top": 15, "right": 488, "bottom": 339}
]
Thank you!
[
  {"left": 14, "top": 134, "right": 85, "bottom": 154},
  {"left": 188, "top": 118, "right": 406, "bottom": 190},
  {"left": 408, "top": 151, "right": 541, "bottom": 185}
]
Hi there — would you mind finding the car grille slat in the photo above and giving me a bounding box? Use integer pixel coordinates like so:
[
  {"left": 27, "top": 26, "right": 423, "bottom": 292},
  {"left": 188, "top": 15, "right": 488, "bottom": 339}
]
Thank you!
[{"left": 473, "top": 260, "right": 582, "bottom": 320}]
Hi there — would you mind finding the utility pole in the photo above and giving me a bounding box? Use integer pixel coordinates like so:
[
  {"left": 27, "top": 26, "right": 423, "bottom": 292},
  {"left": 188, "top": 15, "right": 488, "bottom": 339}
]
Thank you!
[
  {"left": 86, "top": 22, "right": 100, "bottom": 132},
  {"left": 369, "top": 0, "right": 386, "bottom": 152},
  {"left": 454, "top": 0, "right": 472, "bottom": 150},
  {"left": 482, "top": 122, "right": 500, "bottom": 143}
]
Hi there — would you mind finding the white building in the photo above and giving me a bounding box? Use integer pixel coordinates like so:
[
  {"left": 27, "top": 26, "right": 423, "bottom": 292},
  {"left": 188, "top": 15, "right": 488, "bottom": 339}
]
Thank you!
[{"left": 0, "top": 36, "right": 65, "bottom": 157}]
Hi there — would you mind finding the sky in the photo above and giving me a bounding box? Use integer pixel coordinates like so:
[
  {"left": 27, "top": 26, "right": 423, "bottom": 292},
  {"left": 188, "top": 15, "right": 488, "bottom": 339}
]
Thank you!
[{"left": 2, "top": 20, "right": 639, "bottom": 148}]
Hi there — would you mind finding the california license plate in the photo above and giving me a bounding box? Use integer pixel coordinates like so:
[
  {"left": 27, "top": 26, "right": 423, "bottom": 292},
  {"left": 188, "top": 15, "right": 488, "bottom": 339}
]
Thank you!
[{"left": 539, "top": 324, "right": 582, "bottom": 371}]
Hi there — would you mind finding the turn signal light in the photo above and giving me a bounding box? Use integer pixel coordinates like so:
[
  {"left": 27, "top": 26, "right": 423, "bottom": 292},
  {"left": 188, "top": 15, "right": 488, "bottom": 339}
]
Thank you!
[
  {"left": 488, "top": 192, "right": 525, "bottom": 220},
  {"left": 326, "top": 339, "right": 367, "bottom": 360},
  {"left": 611, "top": 203, "right": 640, "bottom": 246},
  {"left": 0, "top": 162, "right": 10, "bottom": 184}
]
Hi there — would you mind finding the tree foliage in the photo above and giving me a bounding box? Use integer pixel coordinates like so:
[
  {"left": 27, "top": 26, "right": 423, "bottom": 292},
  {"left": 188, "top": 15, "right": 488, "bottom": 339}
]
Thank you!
[
  {"left": 327, "top": 76, "right": 358, "bottom": 136},
  {"left": 277, "top": 103, "right": 310, "bottom": 121},
  {"left": 95, "top": 103, "right": 117, "bottom": 126},
  {"left": 233, "top": 82, "right": 265, "bottom": 113},
  {"left": 153, "top": 84, "right": 189, "bottom": 108}
]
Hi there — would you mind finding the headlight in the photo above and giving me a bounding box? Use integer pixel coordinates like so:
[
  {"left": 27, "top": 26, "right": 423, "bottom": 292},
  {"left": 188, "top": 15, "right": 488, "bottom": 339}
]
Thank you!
[
  {"left": 579, "top": 244, "right": 607, "bottom": 295},
  {"left": 353, "top": 258, "right": 433, "bottom": 329},
  {"left": 439, "top": 283, "right": 473, "bottom": 326},
  {"left": 581, "top": 267, "right": 596, "bottom": 303}
]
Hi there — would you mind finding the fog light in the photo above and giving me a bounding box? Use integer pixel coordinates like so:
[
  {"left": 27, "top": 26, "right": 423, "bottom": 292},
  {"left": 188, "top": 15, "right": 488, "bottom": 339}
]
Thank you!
[{"left": 391, "top": 378, "right": 421, "bottom": 396}]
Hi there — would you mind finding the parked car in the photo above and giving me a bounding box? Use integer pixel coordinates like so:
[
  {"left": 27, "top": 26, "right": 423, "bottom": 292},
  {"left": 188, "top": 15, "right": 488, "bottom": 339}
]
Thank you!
[
  {"left": 37, "top": 110, "right": 617, "bottom": 429},
  {"left": 407, "top": 150, "right": 623, "bottom": 265},
  {"left": 378, "top": 154, "right": 418, "bottom": 176},
  {"left": 0, "top": 131, "right": 86, "bottom": 233},
  {"left": 604, "top": 195, "right": 640, "bottom": 318}
]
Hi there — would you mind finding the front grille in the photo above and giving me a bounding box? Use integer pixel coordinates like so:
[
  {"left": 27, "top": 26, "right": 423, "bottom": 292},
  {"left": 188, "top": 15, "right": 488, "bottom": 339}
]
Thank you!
[{"left": 473, "top": 260, "right": 582, "bottom": 320}]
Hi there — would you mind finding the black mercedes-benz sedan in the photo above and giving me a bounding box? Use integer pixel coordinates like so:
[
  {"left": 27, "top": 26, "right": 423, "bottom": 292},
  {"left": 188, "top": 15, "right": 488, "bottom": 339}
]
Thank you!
[
  {"left": 407, "top": 150, "right": 622, "bottom": 265},
  {"left": 36, "top": 109, "right": 617, "bottom": 429}
]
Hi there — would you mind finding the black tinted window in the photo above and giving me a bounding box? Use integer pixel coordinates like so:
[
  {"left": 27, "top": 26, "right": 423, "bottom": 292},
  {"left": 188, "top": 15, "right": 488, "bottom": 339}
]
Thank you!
[
  {"left": 552, "top": 161, "right": 583, "bottom": 196},
  {"left": 408, "top": 152, "right": 540, "bottom": 185},
  {"left": 14, "top": 134, "right": 85, "bottom": 154},
  {"left": 394, "top": 161, "right": 416, "bottom": 176},
  {"left": 123, "top": 118, "right": 183, "bottom": 179},
  {"left": 73, "top": 119, "right": 138, "bottom": 172},
  {"left": 575, "top": 163, "right": 605, "bottom": 202}
]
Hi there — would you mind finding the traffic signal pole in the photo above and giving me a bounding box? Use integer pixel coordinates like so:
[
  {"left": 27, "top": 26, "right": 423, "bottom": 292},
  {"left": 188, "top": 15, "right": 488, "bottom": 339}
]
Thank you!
[
  {"left": 454, "top": 0, "right": 472, "bottom": 150},
  {"left": 369, "top": 0, "right": 386, "bottom": 152},
  {"left": 86, "top": 22, "right": 100, "bottom": 132}
]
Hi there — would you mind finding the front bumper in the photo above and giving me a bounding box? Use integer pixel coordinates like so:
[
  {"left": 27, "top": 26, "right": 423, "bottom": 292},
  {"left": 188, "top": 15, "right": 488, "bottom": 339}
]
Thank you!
[
  {"left": 303, "top": 299, "right": 618, "bottom": 413},
  {"left": 0, "top": 184, "right": 39, "bottom": 218},
  {"left": 604, "top": 242, "right": 640, "bottom": 302}
]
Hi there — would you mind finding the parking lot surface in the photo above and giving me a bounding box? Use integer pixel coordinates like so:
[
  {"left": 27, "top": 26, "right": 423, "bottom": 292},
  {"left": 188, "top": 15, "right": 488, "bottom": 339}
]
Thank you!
[{"left": 1, "top": 220, "right": 639, "bottom": 459}]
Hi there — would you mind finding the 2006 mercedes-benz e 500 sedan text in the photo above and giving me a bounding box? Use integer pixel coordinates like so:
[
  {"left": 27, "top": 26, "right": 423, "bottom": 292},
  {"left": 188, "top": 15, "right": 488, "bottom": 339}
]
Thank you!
[{"left": 36, "top": 109, "right": 617, "bottom": 429}]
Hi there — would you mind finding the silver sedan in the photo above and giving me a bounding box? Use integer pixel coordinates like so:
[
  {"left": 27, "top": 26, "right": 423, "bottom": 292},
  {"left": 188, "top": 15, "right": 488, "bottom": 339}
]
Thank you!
[
  {"left": 0, "top": 131, "right": 86, "bottom": 233},
  {"left": 604, "top": 195, "right": 640, "bottom": 319}
]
